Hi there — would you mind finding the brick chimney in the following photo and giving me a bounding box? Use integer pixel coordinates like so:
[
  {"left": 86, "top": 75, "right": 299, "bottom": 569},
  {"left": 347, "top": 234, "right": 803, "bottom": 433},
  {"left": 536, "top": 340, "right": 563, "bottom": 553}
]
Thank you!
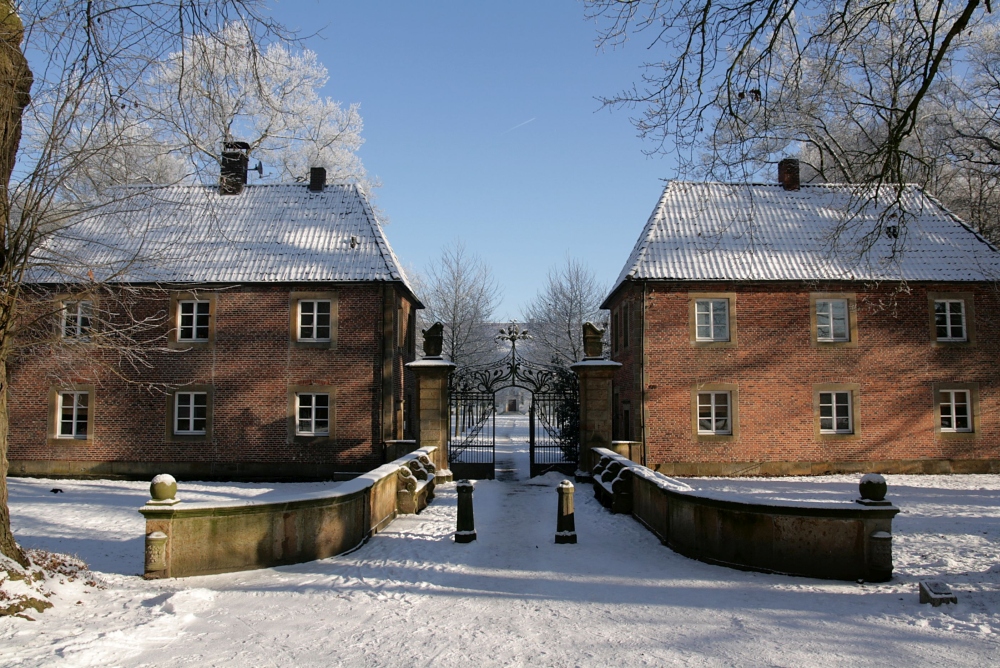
[
  {"left": 778, "top": 158, "right": 800, "bottom": 191},
  {"left": 308, "top": 167, "right": 327, "bottom": 192},
  {"left": 219, "top": 141, "right": 250, "bottom": 195}
]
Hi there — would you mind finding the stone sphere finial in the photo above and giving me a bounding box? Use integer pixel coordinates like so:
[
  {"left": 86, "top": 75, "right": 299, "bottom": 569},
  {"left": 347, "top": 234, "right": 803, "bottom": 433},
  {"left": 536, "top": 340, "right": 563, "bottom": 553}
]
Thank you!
[
  {"left": 859, "top": 473, "right": 887, "bottom": 501},
  {"left": 150, "top": 474, "right": 178, "bottom": 502},
  {"left": 422, "top": 322, "right": 444, "bottom": 358}
]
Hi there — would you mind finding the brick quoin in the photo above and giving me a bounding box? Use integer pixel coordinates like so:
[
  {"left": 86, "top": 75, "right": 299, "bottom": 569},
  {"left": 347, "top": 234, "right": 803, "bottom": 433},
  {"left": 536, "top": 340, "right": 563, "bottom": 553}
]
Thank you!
[
  {"left": 7, "top": 282, "right": 418, "bottom": 480},
  {"left": 607, "top": 281, "right": 1000, "bottom": 476}
]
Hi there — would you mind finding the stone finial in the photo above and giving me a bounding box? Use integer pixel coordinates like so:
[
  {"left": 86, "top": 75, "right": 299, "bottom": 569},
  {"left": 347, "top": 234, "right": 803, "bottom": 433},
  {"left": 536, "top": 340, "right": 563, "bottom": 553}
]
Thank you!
[
  {"left": 857, "top": 473, "right": 892, "bottom": 507},
  {"left": 422, "top": 322, "right": 444, "bottom": 358},
  {"left": 582, "top": 322, "right": 604, "bottom": 359},
  {"left": 859, "top": 473, "right": 887, "bottom": 501},
  {"left": 148, "top": 474, "right": 179, "bottom": 506}
]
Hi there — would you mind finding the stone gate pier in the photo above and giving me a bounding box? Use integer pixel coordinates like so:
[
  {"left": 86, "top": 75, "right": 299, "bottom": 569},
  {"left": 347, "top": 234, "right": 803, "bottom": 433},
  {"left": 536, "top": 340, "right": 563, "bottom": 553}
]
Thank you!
[{"left": 571, "top": 322, "right": 621, "bottom": 479}]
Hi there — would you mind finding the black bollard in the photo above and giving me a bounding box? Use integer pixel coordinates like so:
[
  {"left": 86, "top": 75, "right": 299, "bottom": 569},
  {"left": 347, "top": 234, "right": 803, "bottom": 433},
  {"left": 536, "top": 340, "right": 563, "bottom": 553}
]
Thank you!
[
  {"left": 455, "top": 480, "right": 477, "bottom": 543},
  {"left": 555, "top": 480, "right": 577, "bottom": 544}
]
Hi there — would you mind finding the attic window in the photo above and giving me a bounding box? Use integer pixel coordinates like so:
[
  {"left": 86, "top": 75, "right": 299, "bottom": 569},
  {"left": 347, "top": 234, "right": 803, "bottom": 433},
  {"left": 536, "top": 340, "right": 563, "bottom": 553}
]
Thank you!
[{"left": 885, "top": 225, "right": 899, "bottom": 239}]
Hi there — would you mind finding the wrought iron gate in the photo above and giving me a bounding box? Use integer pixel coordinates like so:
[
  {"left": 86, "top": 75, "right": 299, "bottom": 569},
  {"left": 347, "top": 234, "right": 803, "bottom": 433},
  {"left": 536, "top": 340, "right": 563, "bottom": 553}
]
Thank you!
[{"left": 448, "top": 323, "right": 579, "bottom": 480}]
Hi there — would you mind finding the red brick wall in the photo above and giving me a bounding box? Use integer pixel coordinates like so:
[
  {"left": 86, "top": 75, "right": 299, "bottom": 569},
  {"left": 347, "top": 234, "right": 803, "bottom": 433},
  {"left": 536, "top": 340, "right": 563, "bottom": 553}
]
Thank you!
[
  {"left": 608, "top": 281, "right": 1000, "bottom": 472},
  {"left": 7, "top": 282, "right": 418, "bottom": 477}
]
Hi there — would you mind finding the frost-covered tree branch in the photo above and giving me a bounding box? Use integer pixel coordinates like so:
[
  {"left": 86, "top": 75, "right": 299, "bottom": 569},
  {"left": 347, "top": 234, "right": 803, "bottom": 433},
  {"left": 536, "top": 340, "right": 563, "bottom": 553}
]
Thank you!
[
  {"left": 0, "top": 0, "right": 304, "bottom": 571},
  {"left": 415, "top": 241, "right": 503, "bottom": 368},
  {"left": 586, "top": 0, "right": 1000, "bottom": 248},
  {"left": 520, "top": 258, "right": 606, "bottom": 367}
]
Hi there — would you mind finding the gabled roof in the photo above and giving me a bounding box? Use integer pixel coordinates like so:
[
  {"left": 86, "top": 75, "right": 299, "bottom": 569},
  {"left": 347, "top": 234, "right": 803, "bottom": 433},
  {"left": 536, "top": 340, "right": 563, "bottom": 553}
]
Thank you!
[
  {"left": 603, "top": 181, "right": 1000, "bottom": 307},
  {"left": 30, "top": 183, "right": 421, "bottom": 306}
]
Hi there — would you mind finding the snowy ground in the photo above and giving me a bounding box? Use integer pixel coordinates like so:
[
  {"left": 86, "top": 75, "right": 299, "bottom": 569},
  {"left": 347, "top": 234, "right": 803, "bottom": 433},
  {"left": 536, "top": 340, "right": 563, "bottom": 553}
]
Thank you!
[{"left": 1, "top": 416, "right": 998, "bottom": 666}]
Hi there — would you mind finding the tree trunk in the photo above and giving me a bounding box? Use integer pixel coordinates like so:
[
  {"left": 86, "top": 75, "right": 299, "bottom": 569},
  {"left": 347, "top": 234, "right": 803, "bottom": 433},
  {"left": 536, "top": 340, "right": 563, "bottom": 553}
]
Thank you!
[
  {"left": 0, "top": 359, "right": 26, "bottom": 566},
  {"left": 0, "top": 4, "right": 34, "bottom": 567}
]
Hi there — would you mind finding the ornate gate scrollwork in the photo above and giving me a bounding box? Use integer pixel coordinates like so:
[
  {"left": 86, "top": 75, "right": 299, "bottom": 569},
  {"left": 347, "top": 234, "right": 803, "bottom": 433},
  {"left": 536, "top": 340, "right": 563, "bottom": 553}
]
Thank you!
[{"left": 448, "top": 323, "right": 579, "bottom": 479}]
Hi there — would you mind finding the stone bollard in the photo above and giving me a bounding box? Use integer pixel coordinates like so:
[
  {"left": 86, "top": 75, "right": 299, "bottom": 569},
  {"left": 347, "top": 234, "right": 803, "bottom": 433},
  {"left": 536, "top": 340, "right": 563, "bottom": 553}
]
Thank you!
[
  {"left": 144, "top": 531, "right": 169, "bottom": 577},
  {"left": 455, "top": 480, "right": 476, "bottom": 543},
  {"left": 555, "top": 480, "right": 577, "bottom": 544}
]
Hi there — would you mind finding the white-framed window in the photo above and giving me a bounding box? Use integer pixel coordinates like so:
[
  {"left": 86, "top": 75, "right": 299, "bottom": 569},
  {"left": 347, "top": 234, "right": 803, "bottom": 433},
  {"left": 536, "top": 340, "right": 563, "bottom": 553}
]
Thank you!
[
  {"left": 939, "top": 390, "right": 972, "bottom": 432},
  {"left": 695, "top": 299, "right": 730, "bottom": 341},
  {"left": 819, "top": 391, "right": 852, "bottom": 434},
  {"left": 62, "top": 301, "right": 93, "bottom": 339},
  {"left": 296, "top": 393, "right": 330, "bottom": 436},
  {"left": 697, "top": 391, "right": 731, "bottom": 435},
  {"left": 178, "top": 300, "right": 211, "bottom": 341},
  {"left": 58, "top": 391, "right": 89, "bottom": 439},
  {"left": 174, "top": 392, "right": 208, "bottom": 435},
  {"left": 816, "top": 299, "right": 849, "bottom": 342},
  {"left": 934, "top": 300, "right": 966, "bottom": 342},
  {"left": 298, "top": 300, "right": 332, "bottom": 342}
]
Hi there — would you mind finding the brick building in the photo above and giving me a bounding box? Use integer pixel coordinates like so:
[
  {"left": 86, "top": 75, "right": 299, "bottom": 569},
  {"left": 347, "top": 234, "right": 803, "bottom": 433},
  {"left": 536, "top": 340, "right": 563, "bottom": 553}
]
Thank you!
[
  {"left": 8, "top": 165, "right": 421, "bottom": 480},
  {"left": 604, "top": 162, "right": 1000, "bottom": 476}
]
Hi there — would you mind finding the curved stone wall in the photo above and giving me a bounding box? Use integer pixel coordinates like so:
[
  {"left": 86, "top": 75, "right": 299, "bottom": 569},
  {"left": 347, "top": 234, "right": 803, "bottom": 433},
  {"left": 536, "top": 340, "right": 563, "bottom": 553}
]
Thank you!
[
  {"left": 592, "top": 448, "right": 900, "bottom": 582},
  {"left": 139, "top": 448, "right": 440, "bottom": 578}
]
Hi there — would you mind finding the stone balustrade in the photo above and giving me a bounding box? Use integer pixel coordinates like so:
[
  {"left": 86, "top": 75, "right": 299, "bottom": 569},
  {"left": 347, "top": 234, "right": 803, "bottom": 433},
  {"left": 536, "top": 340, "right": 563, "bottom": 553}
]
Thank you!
[
  {"left": 139, "top": 447, "right": 442, "bottom": 579},
  {"left": 591, "top": 448, "right": 900, "bottom": 582}
]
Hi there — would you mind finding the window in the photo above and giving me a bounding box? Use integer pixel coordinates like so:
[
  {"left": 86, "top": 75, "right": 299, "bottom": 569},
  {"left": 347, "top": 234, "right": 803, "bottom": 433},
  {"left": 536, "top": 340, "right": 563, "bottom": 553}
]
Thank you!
[
  {"left": 819, "top": 391, "right": 852, "bottom": 434},
  {"left": 697, "top": 392, "right": 731, "bottom": 435},
  {"left": 58, "top": 391, "right": 89, "bottom": 439},
  {"left": 298, "top": 300, "right": 331, "bottom": 342},
  {"left": 296, "top": 393, "right": 330, "bottom": 436},
  {"left": 939, "top": 390, "right": 971, "bottom": 432},
  {"left": 174, "top": 392, "right": 208, "bottom": 435},
  {"left": 178, "top": 300, "right": 210, "bottom": 341},
  {"left": 810, "top": 293, "right": 857, "bottom": 347},
  {"left": 165, "top": 386, "right": 213, "bottom": 441},
  {"left": 62, "top": 301, "right": 93, "bottom": 339},
  {"left": 169, "top": 293, "right": 216, "bottom": 349},
  {"left": 689, "top": 292, "right": 736, "bottom": 347},
  {"left": 928, "top": 292, "right": 975, "bottom": 346},
  {"left": 933, "top": 384, "right": 978, "bottom": 437},
  {"left": 695, "top": 299, "right": 729, "bottom": 341},
  {"left": 622, "top": 302, "right": 630, "bottom": 348},
  {"left": 816, "top": 299, "right": 849, "bottom": 342},
  {"left": 934, "top": 300, "right": 966, "bottom": 342},
  {"left": 290, "top": 292, "right": 338, "bottom": 348}
]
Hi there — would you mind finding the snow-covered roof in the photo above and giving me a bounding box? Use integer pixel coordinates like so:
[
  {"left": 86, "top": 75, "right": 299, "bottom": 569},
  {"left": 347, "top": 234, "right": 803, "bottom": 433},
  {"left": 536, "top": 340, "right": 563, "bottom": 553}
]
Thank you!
[
  {"left": 604, "top": 181, "right": 1000, "bottom": 306},
  {"left": 30, "top": 183, "right": 421, "bottom": 305}
]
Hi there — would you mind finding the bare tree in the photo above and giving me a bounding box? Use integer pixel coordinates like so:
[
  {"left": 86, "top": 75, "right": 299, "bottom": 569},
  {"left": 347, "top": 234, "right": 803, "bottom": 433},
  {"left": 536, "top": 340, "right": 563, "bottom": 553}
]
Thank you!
[
  {"left": 520, "top": 257, "right": 606, "bottom": 366},
  {"left": 416, "top": 240, "right": 502, "bottom": 368},
  {"left": 58, "top": 20, "right": 369, "bottom": 201},
  {"left": 0, "top": 1, "right": 308, "bottom": 570},
  {"left": 585, "top": 1, "right": 993, "bottom": 219}
]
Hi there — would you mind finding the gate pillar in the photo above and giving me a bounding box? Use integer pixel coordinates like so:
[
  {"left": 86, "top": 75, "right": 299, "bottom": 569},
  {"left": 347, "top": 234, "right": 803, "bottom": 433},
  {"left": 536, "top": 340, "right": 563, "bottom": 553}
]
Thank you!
[
  {"left": 570, "top": 323, "right": 621, "bottom": 481},
  {"left": 406, "top": 324, "right": 455, "bottom": 484}
]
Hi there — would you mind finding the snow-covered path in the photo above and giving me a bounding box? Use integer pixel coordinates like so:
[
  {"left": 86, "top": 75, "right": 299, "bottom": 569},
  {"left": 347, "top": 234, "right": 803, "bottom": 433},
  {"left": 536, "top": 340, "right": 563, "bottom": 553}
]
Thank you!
[{"left": 3, "top": 419, "right": 1000, "bottom": 666}]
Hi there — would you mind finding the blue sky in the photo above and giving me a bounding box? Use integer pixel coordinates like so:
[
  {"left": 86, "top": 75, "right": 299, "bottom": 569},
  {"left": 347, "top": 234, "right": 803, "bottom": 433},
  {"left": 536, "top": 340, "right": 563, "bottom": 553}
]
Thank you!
[{"left": 270, "top": 1, "right": 677, "bottom": 319}]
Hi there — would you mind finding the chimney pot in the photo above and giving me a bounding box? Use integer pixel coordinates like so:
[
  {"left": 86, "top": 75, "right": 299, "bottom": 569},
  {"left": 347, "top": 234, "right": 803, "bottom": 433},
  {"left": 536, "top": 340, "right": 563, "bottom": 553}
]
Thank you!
[
  {"left": 778, "top": 158, "right": 800, "bottom": 191},
  {"left": 220, "top": 141, "right": 250, "bottom": 195},
  {"left": 309, "top": 167, "right": 327, "bottom": 192}
]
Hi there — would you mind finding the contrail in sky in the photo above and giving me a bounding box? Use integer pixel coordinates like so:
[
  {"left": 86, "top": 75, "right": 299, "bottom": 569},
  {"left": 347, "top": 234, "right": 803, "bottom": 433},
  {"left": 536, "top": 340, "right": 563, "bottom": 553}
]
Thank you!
[{"left": 501, "top": 118, "right": 536, "bottom": 135}]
